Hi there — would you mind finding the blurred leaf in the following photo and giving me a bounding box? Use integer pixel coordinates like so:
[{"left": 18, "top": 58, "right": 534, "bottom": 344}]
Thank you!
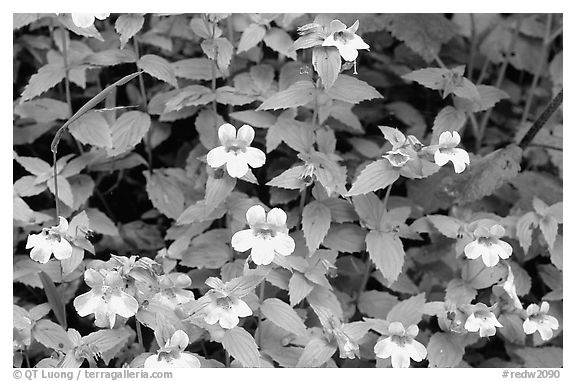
[
  {"left": 172, "top": 58, "right": 223, "bottom": 80},
  {"left": 238, "top": 23, "right": 267, "bottom": 53},
  {"left": 261, "top": 298, "right": 308, "bottom": 338},
  {"left": 289, "top": 272, "right": 314, "bottom": 306},
  {"left": 222, "top": 326, "right": 261, "bottom": 368},
  {"left": 358, "top": 291, "right": 398, "bottom": 319},
  {"left": 137, "top": 54, "right": 178, "bottom": 88},
  {"left": 296, "top": 337, "right": 337, "bottom": 367},
  {"left": 427, "top": 332, "right": 465, "bottom": 367},
  {"left": 115, "top": 14, "right": 145, "bottom": 49},
  {"left": 325, "top": 75, "right": 383, "bottom": 104},
  {"left": 313, "top": 46, "right": 341, "bottom": 89},
  {"left": 32, "top": 319, "right": 72, "bottom": 351},
  {"left": 386, "top": 292, "right": 426, "bottom": 327},
  {"left": 257, "top": 81, "right": 315, "bottom": 111},
  {"left": 39, "top": 272, "right": 67, "bottom": 329}
]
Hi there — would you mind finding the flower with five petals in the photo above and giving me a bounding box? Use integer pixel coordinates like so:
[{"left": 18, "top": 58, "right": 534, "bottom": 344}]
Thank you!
[
  {"left": 26, "top": 216, "right": 72, "bottom": 264},
  {"left": 464, "top": 224, "right": 512, "bottom": 267},
  {"left": 322, "top": 20, "right": 370, "bottom": 62},
  {"left": 433, "top": 131, "right": 470, "bottom": 174},
  {"left": 231, "top": 205, "right": 295, "bottom": 265},
  {"left": 464, "top": 303, "right": 503, "bottom": 337},
  {"left": 523, "top": 301, "right": 559, "bottom": 341},
  {"left": 144, "top": 330, "right": 201, "bottom": 368},
  {"left": 206, "top": 123, "right": 266, "bottom": 178},
  {"left": 374, "top": 322, "right": 427, "bottom": 368}
]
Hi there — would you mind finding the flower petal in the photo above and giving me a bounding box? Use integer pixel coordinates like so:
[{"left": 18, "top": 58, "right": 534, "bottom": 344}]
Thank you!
[
  {"left": 537, "top": 326, "right": 554, "bottom": 341},
  {"left": 179, "top": 353, "right": 201, "bottom": 368},
  {"left": 434, "top": 150, "right": 451, "bottom": 167},
  {"left": 540, "top": 301, "right": 550, "bottom": 314},
  {"left": 71, "top": 14, "right": 95, "bottom": 28},
  {"left": 327, "top": 19, "right": 347, "bottom": 34},
  {"left": 391, "top": 347, "right": 411, "bottom": 368},
  {"left": 272, "top": 233, "right": 295, "bottom": 256},
  {"left": 349, "top": 34, "right": 370, "bottom": 50},
  {"left": 464, "top": 240, "right": 483, "bottom": 260},
  {"left": 495, "top": 240, "right": 513, "bottom": 259},
  {"left": 388, "top": 321, "right": 405, "bottom": 336},
  {"left": 218, "top": 123, "right": 237, "bottom": 145},
  {"left": 73, "top": 290, "right": 104, "bottom": 317},
  {"left": 523, "top": 319, "right": 538, "bottom": 335},
  {"left": 321, "top": 34, "right": 338, "bottom": 48},
  {"left": 243, "top": 147, "right": 266, "bottom": 168},
  {"left": 405, "top": 324, "right": 419, "bottom": 338},
  {"left": 250, "top": 240, "right": 276, "bottom": 266},
  {"left": 482, "top": 245, "right": 501, "bottom": 267},
  {"left": 108, "top": 291, "right": 138, "bottom": 318},
  {"left": 226, "top": 156, "right": 249, "bottom": 178},
  {"left": 464, "top": 316, "right": 480, "bottom": 333},
  {"left": 29, "top": 245, "right": 52, "bottom": 264},
  {"left": 206, "top": 146, "right": 230, "bottom": 168},
  {"left": 526, "top": 303, "right": 540, "bottom": 316},
  {"left": 169, "top": 330, "right": 190, "bottom": 351},
  {"left": 231, "top": 229, "right": 257, "bottom": 252},
  {"left": 439, "top": 131, "right": 459, "bottom": 147},
  {"left": 246, "top": 205, "right": 266, "bottom": 226},
  {"left": 237, "top": 125, "right": 255, "bottom": 145},
  {"left": 52, "top": 238, "right": 73, "bottom": 260},
  {"left": 231, "top": 299, "right": 252, "bottom": 318},
  {"left": 374, "top": 337, "right": 394, "bottom": 359},
  {"left": 407, "top": 340, "right": 427, "bottom": 362},
  {"left": 338, "top": 44, "right": 359, "bottom": 62},
  {"left": 219, "top": 310, "right": 240, "bottom": 329},
  {"left": 266, "top": 207, "right": 287, "bottom": 226}
]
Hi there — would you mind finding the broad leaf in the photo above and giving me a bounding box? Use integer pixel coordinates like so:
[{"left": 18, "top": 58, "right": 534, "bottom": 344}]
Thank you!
[
  {"left": 386, "top": 293, "right": 426, "bottom": 327},
  {"left": 237, "top": 24, "right": 267, "bottom": 53},
  {"left": 261, "top": 298, "right": 308, "bottom": 338},
  {"left": 302, "top": 201, "right": 331, "bottom": 252},
  {"left": 313, "top": 46, "right": 341, "bottom": 89},
  {"left": 288, "top": 272, "right": 314, "bottom": 306},
  {"left": 365, "top": 230, "right": 405, "bottom": 283},
  {"left": 107, "top": 111, "right": 151, "bottom": 157},
  {"left": 346, "top": 159, "right": 400, "bottom": 196},
  {"left": 21, "top": 64, "right": 65, "bottom": 102},
  {"left": 326, "top": 75, "right": 383, "bottom": 104},
  {"left": 427, "top": 332, "right": 465, "bottom": 367},
  {"left": 69, "top": 111, "right": 112, "bottom": 148},
  {"left": 257, "top": 81, "right": 315, "bottom": 110},
  {"left": 115, "top": 14, "right": 144, "bottom": 49},
  {"left": 222, "top": 326, "right": 261, "bottom": 368},
  {"left": 296, "top": 337, "right": 337, "bottom": 368},
  {"left": 137, "top": 54, "right": 178, "bottom": 88}
]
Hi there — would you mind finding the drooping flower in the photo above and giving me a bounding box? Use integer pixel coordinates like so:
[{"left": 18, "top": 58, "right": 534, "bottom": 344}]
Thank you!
[
  {"left": 322, "top": 20, "right": 370, "bottom": 62},
  {"left": 26, "top": 216, "right": 73, "bottom": 264},
  {"left": 152, "top": 273, "right": 195, "bottom": 309},
  {"left": 73, "top": 268, "right": 139, "bottom": 328},
  {"left": 206, "top": 123, "right": 266, "bottom": 178},
  {"left": 71, "top": 13, "right": 110, "bottom": 28},
  {"left": 374, "top": 322, "right": 427, "bottom": 368},
  {"left": 464, "top": 224, "right": 512, "bottom": 267},
  {"left": 464, "top": 303, "right": 503, "bottom": 337},
  {"left": 231, "top": 205, "right": 295, "bottom": 265},
  {"left": 194, "top": 277, "right": 253, "bottom": 329},
  {"left": 523, "top": 301, "right": 559, "bottom": 341},
  {"left": 144, "top": 330, "right": 201, "bottom": 368},
  {"left": 433, "top": 131, "right": 470, "bottom": 173}
]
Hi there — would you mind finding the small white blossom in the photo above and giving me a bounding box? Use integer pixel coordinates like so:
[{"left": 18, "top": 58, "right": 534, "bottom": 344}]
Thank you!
[
  {"left": 198, "top": 277, "right": 252, "bottom": 330},
  {"left": 523, "top": 301, "right": 559, "bottom": 341},
  {"left": 464, "top": 224, "right": 512, "bottom": 267},
  {"left": 26, "top": 216, "right": 72, "bottom": 264},
  {"left": 322, "top": 20, "right": 370, "bottom": 62},
  {"left": 374, "top": 322, "right": 427, "bottom": 368},
  {"left": 434, "top": 131, "right": 470, "bottom": 173},
  {"left": 231, "top": 205, "right": 295, "bottom": 266},
  {"left": 144, "top": 330, "right": 201, "bottom": 368},
  {"left": 464, "top": 303, "right": 503, "bottom": 337},
  {"left": 206, "top": 123, "right": 266, "bottom": 178},
  {"left": 71, "top": 13, "right": 110, "bottom": 28}
]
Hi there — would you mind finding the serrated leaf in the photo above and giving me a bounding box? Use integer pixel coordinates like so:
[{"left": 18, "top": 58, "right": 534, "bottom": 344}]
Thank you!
[
  {"left": 380, "top": 14, "right": 458, "bottom": 62},
  {"left": 427, "top": 215, "right": 463, "bottom": 239},
  {"left": 115, "top": 14, "right": 144, "bottom": 49},
  {"left": 261, "top": 298, "right": 308, "bottom": 338},
  {"left": 181, "top": 242, "right": 231, "bottom": 269},
  {"left": 14, "top": 155, "right": 51, "bottom": 176},
  {"left": 201, "top": 37, "right": 234, "bottom": 72},
  {"left": 14, "top": 98, "right": 70, "bottom": 123},
  {"left": 289, "top": 272, "right": 314, "bottom": 306},
  {"left": 445, "top": 279, "right": 477, "bottom": 305},
  {"left": 358, "top": 291, "right": 398, "bottom": 319},
  {"left": 230, "top": 110, "right": 277, "bottom": 128},
  {"left": 325, "top": 75, "right": 382, "bottom": 104},
  {"left": 32, "top": 319, "right": 72, "bottom": 351},
  {"left": 264, "top": 27, "right": 297, "bottom": 60},
  {"left": 427, "top": 332, "right": 465, "bottom": 368},
  {"left": 85, "top": 208, "right": 119, "bottom": 236},
  {"left": 238, "top": 23, "right": 266, "bottom": 53},
  {"left": 432, "top": 106, "right": 466, "bottom": 144},
  {"left": 107, "top": 111, "right": 151, "bottom": 157},
  {"left": 21, "top": 64, "right": 65, "bottom": 102},
  {"left": 386, "top": 293, "right": 426, "bottom": 327},
  {"left": 498, "top": 313, "right": 526, "bottom": 345},
  {"left": 46, "top": 175, "right": 74, "bottom": 208},
  {"left": 346, "top": 159, "right": 400, "bottom": 196},
  {"left": 266, "top": 165, "right": 306, "bottom": 190},
  {"left": 257, "top": 80, "right": 315, "bottom": 111},
  {"left": 402, "top": 67, "right": 447, "bottom": 90},
  {"left": 137, "top": 54, "right": 178, "bottom": 88},
  {"left": 69, "top": 111, "right": 112, "bottom": 148},
  {"left": 144, "top": 170, "right": 186, "bottom": 220},
  {"left": 366, "top": 230, "right": 405, "bottom": 284},
  {"left": 172, "top": 58, "right": 222, "bottom": 80},
  {"left": 222, "top": 326, "right": 261, "bottom": 368},
  {"left": 216, "top": 86, "right": 256, "bottom": 106},
  {"left": 321, "top": 198, "right": 357, "bottom": 223},
  {"left": 352, "top": 193, "right": 384, "bottom": 231},
  {"left": 296, "top": 337, "right": 337, "bottom": 367},
  {"left": 84, "top": 327, "right": 132, "bottom": 364},
  {"left": 462, "top": 258, "right": 507, "bottom": 289},
  {"left": 313, "top": 46, "right": 341, "bottom": 89},
  {"left": 205, "top": 175, "right": 236, "bottom": 209},
  {"left": 324, "top": 223, "right": 366, "bottom": 253},
  {"left": 456, "top": 85, "right": 509, "bottom": 112},
  {"left": 302, "top": 201, "right": 331, "bottom": 252}
]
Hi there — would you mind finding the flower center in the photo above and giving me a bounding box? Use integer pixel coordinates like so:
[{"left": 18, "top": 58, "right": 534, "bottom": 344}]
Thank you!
[
  {"left": 477, "top": 237, "right": 497, "bottom": 246},
  {"left": 216, "top": 296, "right": 234, "bottom": 310},
  {"left": 333, "top": 31, "right": 353, "bottom": 44},
  {"left": 225, "top": 141, "right": 247, "bottom": 154},
  {"left": 255, "top": 227, "right": 276, "bottom": 239},
  {"left": 391, "top": 335, "right": 412, "bottom": 347}
]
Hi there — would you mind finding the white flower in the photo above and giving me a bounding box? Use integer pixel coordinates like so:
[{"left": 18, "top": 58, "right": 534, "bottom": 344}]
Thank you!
[
  {"left": 206, "top": 123, "right": 266, "bottom": 178},
  {"left": 26, "top": 216, "right": 73, "bottom": 264},
  {"left": 144, "top": 330, "right": 201, "bottom": 368},
  {"left": 464, "top": 224, "right": 512, "bottom": 267},
  {"left": 71, "top": 13, "right": 110, "bottom": 28},
  {"left": 434, "top": 131, "right": 470, "bottom": 173},
  {"left": 322, "top": 20, "right": 370, "bottom": 62},
  {"left": 199, "top": 277, "right": 252, "bottom": 329},
  {"left": 73, "top": 268, "right": 139, "bottom": 328},
  {"left": 523, "top": 301, "right": 559, "bottom": 341},
  {"left": 464, "top": 303, "right": 503, "bottom": 337},
  {"left": 374, "top": 322, "right": 427, "bottom": 368},
  {"left": 152, "top": 273, "right": 195, "bottom": 309},
  {"left": 231, "top": 205, "right": 295, "bottom": 265}
]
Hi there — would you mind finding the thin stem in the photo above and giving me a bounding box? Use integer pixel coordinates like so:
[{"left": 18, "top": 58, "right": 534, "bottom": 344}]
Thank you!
[
  {"left": 520, "top": 13, "right": 553, "bottom": 126},
  {"left": 528, "top": 143, "right": 562, "bottom": 151},
  {"left": 298, "top": 187, "right": 308, "bottom": 229},
  {"left": 519, "top": 89, "right": 563, "bottom": 150},
  {"left": 433, "top": 53, "right": 447, "bottom": 69},
  {"left": 467, "top": 14, "right": 477, "bottom": 78},
  {"left": 136, "top": 320, "right": 144, "bottom": 351},
  {"left": 383, "top": 183, "right": 393, "bottom": 210},
  {"left": 225, "top": 350, "right": 231, "bottom": 367},
  {"left": 60, "top": 27, "right": 72, "bottom": 117},
  {"left": 133, "top": 37, "right": 152, "bottom": 174},
  {"left": 210, "top": 21, "right": 218, "bottom": 123},
  {"left": 256, "top": 280, "right": 266, "bottom": 347},
  {"left": 476, "top": 56, "right": 490, "bottom": 84},
  {"left": 24, "top": 350, "right": 31, "bottom": 368},
  {"left": 356, "top": 251, "right": 371, "bottom": 301},
  {"left": 53, "top": 151, "right": 60, "bottom": 218}
]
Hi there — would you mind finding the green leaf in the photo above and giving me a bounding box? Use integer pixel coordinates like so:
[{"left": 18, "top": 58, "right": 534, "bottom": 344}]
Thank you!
[
  {"left": 14, "top": 155, "right": 51, "bottom": 176},
  {"left": 307, "top": 285, "right": 343, "bottom": 319},
  {"left": 38, "top": 272, "right": 67, "bottom": 329},
  {"left": 366, "top": 230, "right": 405, "bottom": 284},
  {"left": 250, "top": 64, "right": 275, "bottom": 93},
  {"left": 325, "top": 75, "right": 382, "bottom": 104},
  {"left": 445, "top": 279, "right": 477, "bottom": 305},
  {"left": 313, "top": 46, "right": 341, "bottom": 90},
  {"left": 144, "top": 170, "right": 186, "bottom": 220},
  {"left": 386, "top": 292, "right": 426, "bottom": 327},
  {"left": 32, "top": 319, "right": 72, "bottom": 351},
  {"left": 261, "top": 298, "right": 308, "bottom": 338},
  {"left": 498, "top": 313, "right": 526, "bottom": 345},
  {"left": 46, "top": 175, "right": 74, "bottom": 208},
  {"left": 137, "top": 54, "right": 178, "bottom": 88},
  {"left": 515, "top": 347, "right": 562, "bottom": 368},
  {"left": 455, "top": 85, "right": 509, "bottom": 112},
  {"left": 324, "top": 223, "right": 366, "bottom": 253},
  {"left": 296, "top": 337, "right": 337, "bottom": 367},
  {"left": 69, "top": 111, "right": 112, "bottom": 148},
  {"left": 358, "top": 291, "right": 398, "bottom": 319},
  {"left": 402, "top": 67, "right": 448, "bottom": 90},
  {"left": 85, "top": 208, "right": 119, "bottom": 236},
  {"left": 266, "top": 165, "right": 306, "bottom": 190},
  {"left": 181, "top": 242, "right": 232, "bottom": 269},
  {"left": 352, "top": 193, "right": 384, "bottom": 231},
  {"left": 201, "top": 37, "right": 234, "bottom": 72},
  {"left": 427, "top": 215, "right": 463, "bottom": 239},
  {"left": 462, "top": 258, "right": 507, "bottom": 289},
  {"left": 215, "top": 86, "right": 256, "bottom": 105},
  {"left": 346, "top": 159, "right": 400, "bottom": 196},
  {"left": 176, "top": 200, "right": 226, "bottom": 225},
  {"left": 222, "top": 326, "right": 261, "bottom": 368},
  {"left": 380, "top": 14, "right": 458, "bottom": 62},
  {"left": 115, "top": 14, "right": 144, "bottom": 49},
  {"left": 263, "top": 27, "right": 297, "bottom": 60},
  {"left": 289, "top": 272, "right": 314, "bottom": 306},
  {"left": 431, "top": 106, "right": 467, "bottom": 144},
  {"left": 427, "top": 332, "right": 465, "bottom": 368},
  {"left": 172, "top": 58, "right": 222, "bottom": 81},
  {"left": 230, "top": 110, "right": 277, "bottom": 128},
  {"left": 14, "top": 98, "right": 70, "bottom": 123},
  {"left": 195, "top": 109, "right": 224, "bottom": 150},
  {"left": 205, "top": 175, "right": 237, "bottom": 209},
  {"left": 21, "top": 64, "right": 65, "bottom": 102},
  {"left": 257, "top": 81, "right": 315, "bottom": 111},
  {"left": 321, "top": 198, "right": 357, "bottom": 223},
  {"left": 238, "top": 23, "right": 267, "bottom": 53},
  {"left": 302, "top": 201, "right": 332, "bottom": 252},
  {"left": 84, "top": 327, "right": 132, "bottom": 365},
  {"left": 107, "top": 111, "right": 151, "bottom": 157}
]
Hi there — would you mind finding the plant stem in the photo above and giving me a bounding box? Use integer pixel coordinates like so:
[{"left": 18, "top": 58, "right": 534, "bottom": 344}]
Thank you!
[
  {"left": 136, "top": 320, "right": 144, "bottom": 352},
  {"left": 256, "top": 280, "right": 266, "bottom": 347},
  {"left": 298, "top": 187, "right": 308, "bottom": 229},
  {"left": 211, "top": 21, "right": 218, "bottom": 124},
  {"left": 520, "top": 13, "right": 553, "bottom": 126},
  {"left": 133, "top": 37, "right": 152, "bottom": 174},
  {"left": 60, "top": 27, "right": 72, "bottom": 117},
  {"left": 383, "top": 183, "right": 393, "bottom": 210},
  {"left": 225, "top": 350, "right": 231, "bottom": 367},
  {"left": 53, "top": 150, "right": 60, "bottom": 219},
  {"left": 467, "top": 14, "right": 477, "bottom": 78},
  {"left": 519, "top": 89, "right": 563, "bottom": 150}
]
